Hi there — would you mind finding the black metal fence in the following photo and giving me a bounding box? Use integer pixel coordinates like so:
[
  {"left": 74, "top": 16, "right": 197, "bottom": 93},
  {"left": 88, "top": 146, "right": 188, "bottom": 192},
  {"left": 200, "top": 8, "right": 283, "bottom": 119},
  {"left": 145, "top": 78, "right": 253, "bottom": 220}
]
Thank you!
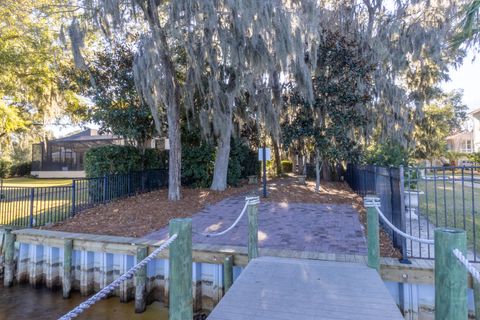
[
  {"left": 346, "top": 164, "right": 480, "bottom": 262},
  {"left": 0, "top": 169, "right": 168, "bottom": 228}
]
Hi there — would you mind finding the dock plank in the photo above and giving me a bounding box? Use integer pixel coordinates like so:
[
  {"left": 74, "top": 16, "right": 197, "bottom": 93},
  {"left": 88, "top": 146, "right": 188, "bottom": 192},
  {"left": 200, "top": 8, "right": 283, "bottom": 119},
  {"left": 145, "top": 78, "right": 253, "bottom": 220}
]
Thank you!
[{"left": 208, "top": 257, "right": 403, "bottom": 320}]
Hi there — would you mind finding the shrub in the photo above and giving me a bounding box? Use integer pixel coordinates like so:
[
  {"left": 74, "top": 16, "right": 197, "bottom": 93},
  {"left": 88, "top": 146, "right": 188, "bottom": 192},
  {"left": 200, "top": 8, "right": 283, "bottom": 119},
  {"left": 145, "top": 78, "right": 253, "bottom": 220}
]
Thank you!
[
  {"left": 281, "top": 160, "right": 293, "bottom": 173},
  {"left": 364, "top": 139, "right": 410, "bottom": 166},
  {"left": 181, "top": 143, "right": 215, "bottom": 187},
  {"left": 0, "top": 159, "right": 11, "bottom": 178},
  {"left": 143, "top": 149, "right": 168, "bottom": 170},
  {"left": 228, "top": 139, "right": 247, "bottom": 186},
  {"left": 85, "top": 145, "right": 142, "bottom": 177},
  {"left": 241, "top": 148, "right": 260, "bottom": 177},
  {"left": 10, "top": 162, "right": 31, "bottom": 177}
]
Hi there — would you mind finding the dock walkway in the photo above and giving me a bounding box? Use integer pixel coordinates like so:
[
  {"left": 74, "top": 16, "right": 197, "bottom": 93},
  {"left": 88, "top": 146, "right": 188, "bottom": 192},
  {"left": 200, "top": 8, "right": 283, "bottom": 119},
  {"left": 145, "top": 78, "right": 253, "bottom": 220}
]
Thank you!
[{"left": 208, "top": 256, "right": 403, "bottom": 320}]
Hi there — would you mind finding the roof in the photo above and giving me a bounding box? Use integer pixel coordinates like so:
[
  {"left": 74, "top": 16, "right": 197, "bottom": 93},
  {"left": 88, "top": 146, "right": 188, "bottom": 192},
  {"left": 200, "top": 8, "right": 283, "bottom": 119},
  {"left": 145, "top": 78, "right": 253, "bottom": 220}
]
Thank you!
[
  {"left": 469, "top": 107, "right": 480, "bottom": 115},
  {"left": 446, "top": 131, "right": 473, "bottom": 141},
  {"left": 50, "top": 129, "right": 120, "bottom": 143}
]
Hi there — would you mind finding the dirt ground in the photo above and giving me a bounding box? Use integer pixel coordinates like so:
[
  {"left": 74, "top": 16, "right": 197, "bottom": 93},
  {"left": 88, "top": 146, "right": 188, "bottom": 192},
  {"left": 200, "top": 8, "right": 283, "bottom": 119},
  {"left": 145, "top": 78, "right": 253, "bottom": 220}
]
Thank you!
[{"left": 44, "top": 176, "right": 401, "bottom": 257}]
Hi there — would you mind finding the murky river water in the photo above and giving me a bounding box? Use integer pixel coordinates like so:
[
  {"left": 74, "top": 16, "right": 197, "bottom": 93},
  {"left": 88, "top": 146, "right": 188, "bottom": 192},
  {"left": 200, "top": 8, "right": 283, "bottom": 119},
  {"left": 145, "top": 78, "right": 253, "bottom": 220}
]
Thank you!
[{"left": 0, "top": 284, "right": 168, "bottom": 320}]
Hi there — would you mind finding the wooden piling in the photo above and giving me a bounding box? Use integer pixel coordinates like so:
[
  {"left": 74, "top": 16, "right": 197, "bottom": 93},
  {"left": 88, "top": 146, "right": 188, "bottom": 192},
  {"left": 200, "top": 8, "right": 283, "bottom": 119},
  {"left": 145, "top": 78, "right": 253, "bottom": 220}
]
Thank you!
[
  {"left": 169, "top": 218, "right": 193, "bottom": 320},
  {"left": 247, "top": 198, "right": 259, "bottom": 261},
  {"left": 3, "top": 229, "right": 15, "bottom": 287},
  {"left": 434, "top": 228, "right": 467, "bottom": 320},
  {"left": 474, "top": 279, "right": 480, "bottom": 320},
  {"left": 135, "top": 246, "right": 148, "bottom": 313},
  {"left": 63, "top": 239, "right": 73, "bottom": 298},
  {"left": 366, "top": 204, "right": 380, "bottom": 271},
  {"left": 223, "top": 255, "right": 233, "bottom": 293}
]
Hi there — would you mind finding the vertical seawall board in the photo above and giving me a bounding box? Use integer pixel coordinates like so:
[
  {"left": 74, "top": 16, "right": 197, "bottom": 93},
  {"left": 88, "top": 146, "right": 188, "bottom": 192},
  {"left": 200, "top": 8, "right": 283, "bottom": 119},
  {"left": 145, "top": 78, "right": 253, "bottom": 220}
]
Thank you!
[{"left": 4, "top": 229, "right": 246, "bottom": 317}]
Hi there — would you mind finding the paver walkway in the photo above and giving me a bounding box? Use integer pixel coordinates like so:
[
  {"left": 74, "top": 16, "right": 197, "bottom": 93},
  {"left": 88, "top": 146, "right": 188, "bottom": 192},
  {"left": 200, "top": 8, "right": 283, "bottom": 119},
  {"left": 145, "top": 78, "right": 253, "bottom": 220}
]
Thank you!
[{"left": 145, "top": 195, "right": 367, "bottom": 255}]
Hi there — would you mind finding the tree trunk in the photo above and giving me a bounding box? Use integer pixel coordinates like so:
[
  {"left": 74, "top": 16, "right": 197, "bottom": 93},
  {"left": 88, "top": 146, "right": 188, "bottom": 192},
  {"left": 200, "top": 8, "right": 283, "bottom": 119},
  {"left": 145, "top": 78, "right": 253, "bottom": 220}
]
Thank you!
[
  {"left": 210, "top": 113, "right": 233, "bottom": 191},
  {"left": 271, "top": 135, "right": 282, "bottom": 176},
  {"left": 167, "top": 102, "right": 181, "bottom": 200},
  {"left": 210, "top": 121, "right": 232, "bottom": 191}
]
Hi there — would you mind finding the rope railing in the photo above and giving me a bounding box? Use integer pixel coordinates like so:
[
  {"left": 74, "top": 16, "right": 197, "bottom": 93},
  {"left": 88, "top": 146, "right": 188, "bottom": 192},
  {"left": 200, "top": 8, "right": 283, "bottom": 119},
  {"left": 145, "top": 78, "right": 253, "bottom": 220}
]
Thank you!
[
  {"left": 364, "top": 196, "right": 434, "bottom": 245},
  {"left": 58, "top": 234, "right": 178, "bottom": 320},
  {"left": 453, "top": 248, "right": 480, "bottom": 283},
  {"left": 199, "top": 196, "right": 260, "bottom": 237}
]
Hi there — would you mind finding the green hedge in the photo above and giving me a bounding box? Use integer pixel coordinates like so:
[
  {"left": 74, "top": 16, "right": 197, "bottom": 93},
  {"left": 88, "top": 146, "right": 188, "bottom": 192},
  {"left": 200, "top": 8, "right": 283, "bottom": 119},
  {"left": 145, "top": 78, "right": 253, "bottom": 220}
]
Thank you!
[
  {"left": 182, "top": 143, "right": 215, "bottom": 188},
  {"left": 85, "top": 145, "right": 142, "bottom": 177},
  {"left": 10, "top": 162, "right": 31, "bottom": 177},
  {"left": 0, "top": 159, "right": 11, "bottom": 178},
  {"left": 182, "top": 139, "right": 258, "bottom": 188}
]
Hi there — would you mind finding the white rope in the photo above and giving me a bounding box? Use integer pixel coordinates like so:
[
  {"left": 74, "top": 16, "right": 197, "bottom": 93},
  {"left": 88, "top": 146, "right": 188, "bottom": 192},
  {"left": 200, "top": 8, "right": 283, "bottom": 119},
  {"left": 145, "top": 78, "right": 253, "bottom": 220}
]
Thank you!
[
  {"left": 453, "top": 248, "right": 480, "bottom": 283},
  {"left": 200, "top": 196, "right": 260, "bottom": 237},
  {"left": 364, "top": 197, "right": 434, "bottom": 245},
  {"left": 58, "top": 234, "right": 178, "bottom": 320}
]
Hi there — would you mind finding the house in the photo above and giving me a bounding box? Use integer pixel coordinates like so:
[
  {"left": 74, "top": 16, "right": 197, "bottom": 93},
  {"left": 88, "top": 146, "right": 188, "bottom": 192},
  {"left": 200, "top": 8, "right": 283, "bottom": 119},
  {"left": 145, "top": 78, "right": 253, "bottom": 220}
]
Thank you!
[
  {"left": 446, "top": 107, "right": 480, "bottom": 165},
  {"left": 31, "top": 129, "right": 123, "bottom": 178}
]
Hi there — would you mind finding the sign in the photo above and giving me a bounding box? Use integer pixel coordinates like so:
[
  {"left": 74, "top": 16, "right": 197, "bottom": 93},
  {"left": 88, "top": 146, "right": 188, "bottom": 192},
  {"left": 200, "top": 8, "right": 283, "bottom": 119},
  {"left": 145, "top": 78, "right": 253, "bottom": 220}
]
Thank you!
[{"left": 258, "top": 148, "right": 271, "bottom": 161}]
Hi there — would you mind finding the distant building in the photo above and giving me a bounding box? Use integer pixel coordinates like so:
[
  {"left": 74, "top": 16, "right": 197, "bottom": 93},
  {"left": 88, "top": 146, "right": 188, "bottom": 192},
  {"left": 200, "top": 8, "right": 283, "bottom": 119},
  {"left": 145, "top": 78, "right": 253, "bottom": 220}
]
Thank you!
[
  {"left": 31, "top": 129, "right": 123, "bottom": 178},
  {"left": 446, "top": 108, "right": 480, "bottom": 165}
]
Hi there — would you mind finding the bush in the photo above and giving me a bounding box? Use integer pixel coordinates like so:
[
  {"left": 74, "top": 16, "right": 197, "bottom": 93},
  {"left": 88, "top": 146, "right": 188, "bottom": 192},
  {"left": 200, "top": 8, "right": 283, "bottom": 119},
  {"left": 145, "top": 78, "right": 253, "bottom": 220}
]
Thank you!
[
  {"left": 0, "top": 159, "right": 11, "bottom": 178},
  {"left": 364, "top": 139, "right": 410, "bottom": 166},
  {"left": 241, "top": 148, "right": 260, "bottom": 177},
  {"left": 10, "top": 162, "right": 31, "bottom": 177},
  {"left": 143, "top": 149, "right": 168, "bottom": 170},
  {"left": 181, "top": 143, "right": 215, "bottom": 187},
  {"left": 281, "top": 160, "right": 293, "bottom": 173},
  {"left": 85, "top": 145, "right": 142, "bottom": 177}
]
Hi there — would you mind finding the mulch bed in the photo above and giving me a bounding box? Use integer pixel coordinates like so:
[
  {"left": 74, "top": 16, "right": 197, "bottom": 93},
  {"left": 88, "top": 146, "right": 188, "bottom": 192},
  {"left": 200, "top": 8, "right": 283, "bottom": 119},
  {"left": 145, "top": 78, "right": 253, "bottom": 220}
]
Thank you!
[
  {"left": 44, "top": 175, "right": 401, "bottom": 258},
  {"left": 43, "top": 183, "right": 256, "bottom": 237}
]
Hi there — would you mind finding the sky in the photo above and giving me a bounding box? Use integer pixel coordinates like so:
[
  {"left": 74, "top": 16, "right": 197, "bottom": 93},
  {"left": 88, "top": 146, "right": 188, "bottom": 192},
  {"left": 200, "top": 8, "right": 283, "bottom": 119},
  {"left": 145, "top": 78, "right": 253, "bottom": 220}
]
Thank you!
[{"left": 441, "top": 51, "right": 480, "bottom": 112}]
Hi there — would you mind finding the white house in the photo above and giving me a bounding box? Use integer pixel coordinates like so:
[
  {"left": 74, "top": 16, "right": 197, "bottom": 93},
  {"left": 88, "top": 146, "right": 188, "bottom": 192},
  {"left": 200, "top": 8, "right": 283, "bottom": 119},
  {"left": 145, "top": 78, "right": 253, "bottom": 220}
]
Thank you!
[{"left": 446, "top": 108, "right": 480, "bottom": 164}]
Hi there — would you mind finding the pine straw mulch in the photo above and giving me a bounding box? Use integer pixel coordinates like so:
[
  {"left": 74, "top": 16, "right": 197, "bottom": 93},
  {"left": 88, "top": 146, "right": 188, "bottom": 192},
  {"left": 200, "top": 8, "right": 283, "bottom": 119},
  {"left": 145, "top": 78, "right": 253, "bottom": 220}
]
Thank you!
[
  {"left": 43, "top": 175, "right": 401, "bottom": 258},
  {"left": 43, "top": 183, "right": 257, "bottom": 237}
]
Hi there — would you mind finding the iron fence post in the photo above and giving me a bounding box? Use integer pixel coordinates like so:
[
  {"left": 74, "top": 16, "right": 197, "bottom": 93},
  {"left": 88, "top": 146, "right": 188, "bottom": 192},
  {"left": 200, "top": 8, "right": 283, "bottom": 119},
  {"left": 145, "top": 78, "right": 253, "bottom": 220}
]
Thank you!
[
  {"left": 71, "top": 180, "right": 76, "bottom": 216},
  {"left": 398, "top": 166, "right": 410, "bottom": 264},
  {"left": 103, "top": 175, "right": 108, "bottom": 203},
  {"left": 29, "top": 187, "right": 35, "bottom": 227}
]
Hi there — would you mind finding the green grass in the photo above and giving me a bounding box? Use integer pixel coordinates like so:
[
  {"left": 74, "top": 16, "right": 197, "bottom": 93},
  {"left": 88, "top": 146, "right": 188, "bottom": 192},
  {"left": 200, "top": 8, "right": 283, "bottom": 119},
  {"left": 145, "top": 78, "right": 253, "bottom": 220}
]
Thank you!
[
  {"left": 0, "top": 178, "right": 74, "bottom": 226},
  {"left": 417, "top": 179, "right": 480, "bottom": 253},
  {"left": 2, "top": 177, "right": 72, "bottom": 187}
]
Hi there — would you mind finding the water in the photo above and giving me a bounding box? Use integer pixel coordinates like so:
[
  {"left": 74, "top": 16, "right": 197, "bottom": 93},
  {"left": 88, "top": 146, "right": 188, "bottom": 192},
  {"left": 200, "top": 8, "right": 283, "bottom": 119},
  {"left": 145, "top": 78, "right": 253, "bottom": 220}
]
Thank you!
[{"left": 0, "top": 284, "right": 168, "bottom": 320}]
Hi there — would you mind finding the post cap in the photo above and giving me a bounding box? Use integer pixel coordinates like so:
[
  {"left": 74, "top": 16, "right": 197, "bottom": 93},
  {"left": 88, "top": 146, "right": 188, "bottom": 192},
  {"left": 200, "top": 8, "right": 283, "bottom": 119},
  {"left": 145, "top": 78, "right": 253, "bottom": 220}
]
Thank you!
[{"left": 364, "top": 196, "right": 381, "bottom": 208}]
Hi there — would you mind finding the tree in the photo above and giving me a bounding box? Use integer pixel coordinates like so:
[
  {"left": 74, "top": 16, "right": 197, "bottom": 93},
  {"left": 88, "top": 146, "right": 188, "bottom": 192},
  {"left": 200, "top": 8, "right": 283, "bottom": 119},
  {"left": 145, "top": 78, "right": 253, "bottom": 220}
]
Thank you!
[
  {"left": 414, "top": 90, "right": 468, "bottom": 161},
  {"left": 283, "top": 29, "right": 374, "bottom": 191},
  {"left": 72, "top": 42, "right": 157, "bottom": 155},
  {"left": 0, "top": 0, "right": 76, "bottom": 162},
  {"left": 451, "top": 0, "right": 480, "bottom": 50}
]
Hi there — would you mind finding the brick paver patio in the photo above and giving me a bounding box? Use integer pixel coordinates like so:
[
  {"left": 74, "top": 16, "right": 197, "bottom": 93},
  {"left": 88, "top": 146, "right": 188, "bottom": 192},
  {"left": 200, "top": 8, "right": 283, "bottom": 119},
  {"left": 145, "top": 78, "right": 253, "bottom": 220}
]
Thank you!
[{"left": 145, "top": 195, "right": 367, "bottom": 255}]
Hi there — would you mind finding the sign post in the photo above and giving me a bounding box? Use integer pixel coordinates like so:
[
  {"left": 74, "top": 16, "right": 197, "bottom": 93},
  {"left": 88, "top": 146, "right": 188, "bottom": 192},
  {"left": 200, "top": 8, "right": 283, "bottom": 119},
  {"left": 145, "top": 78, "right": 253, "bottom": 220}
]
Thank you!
[{"left": 258, "top": 146, "right": 271, "bottom": 198}]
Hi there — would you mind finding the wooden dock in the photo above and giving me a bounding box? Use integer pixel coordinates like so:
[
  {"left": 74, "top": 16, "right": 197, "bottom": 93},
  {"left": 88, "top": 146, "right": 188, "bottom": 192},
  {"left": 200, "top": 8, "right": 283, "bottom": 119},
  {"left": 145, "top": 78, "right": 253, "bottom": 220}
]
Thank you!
[{"left": 208, "top": 256, "right": 404, "bottom": 320}]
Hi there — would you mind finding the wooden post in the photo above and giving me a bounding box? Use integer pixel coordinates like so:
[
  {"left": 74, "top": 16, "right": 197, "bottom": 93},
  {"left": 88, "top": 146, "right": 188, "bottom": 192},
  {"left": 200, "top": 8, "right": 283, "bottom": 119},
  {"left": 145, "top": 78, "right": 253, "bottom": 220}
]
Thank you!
[
  {"left": 364, "top": 196, "right": 380, "bottom": 271},
  {"left": 247, "top": 197, "right": 259, "bottom": 261},
  {"left": 223, "top": 255, "right": 233, "bottom": 293},
  {"left": 3, "top": 229, "right": 15, "bottom": 287},
  {"left": 169, "top": 218, "right": 192, "bottom": 320},
  {"left": 474, "top": 279, "right": 480, "bottom": 320},
  {"left": 135, "top": 246, "right": 148, "bottom": 313},
  {"left": 63, "top": 239, "right": 73, "bottom": 298},
  {"left": 435, "top": 228, "right": 467, "bottom": 320}
]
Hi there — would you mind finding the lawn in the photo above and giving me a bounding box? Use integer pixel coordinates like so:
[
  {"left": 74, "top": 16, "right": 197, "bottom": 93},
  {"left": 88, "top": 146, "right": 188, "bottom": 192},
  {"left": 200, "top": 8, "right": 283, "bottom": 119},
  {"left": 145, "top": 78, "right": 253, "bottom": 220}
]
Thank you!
[
  {"left": 2, "top": 177, "right": 72, "bottom": 187},
  {"left": 416, "top": 178, "right": 480, "bottom": 255}
]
